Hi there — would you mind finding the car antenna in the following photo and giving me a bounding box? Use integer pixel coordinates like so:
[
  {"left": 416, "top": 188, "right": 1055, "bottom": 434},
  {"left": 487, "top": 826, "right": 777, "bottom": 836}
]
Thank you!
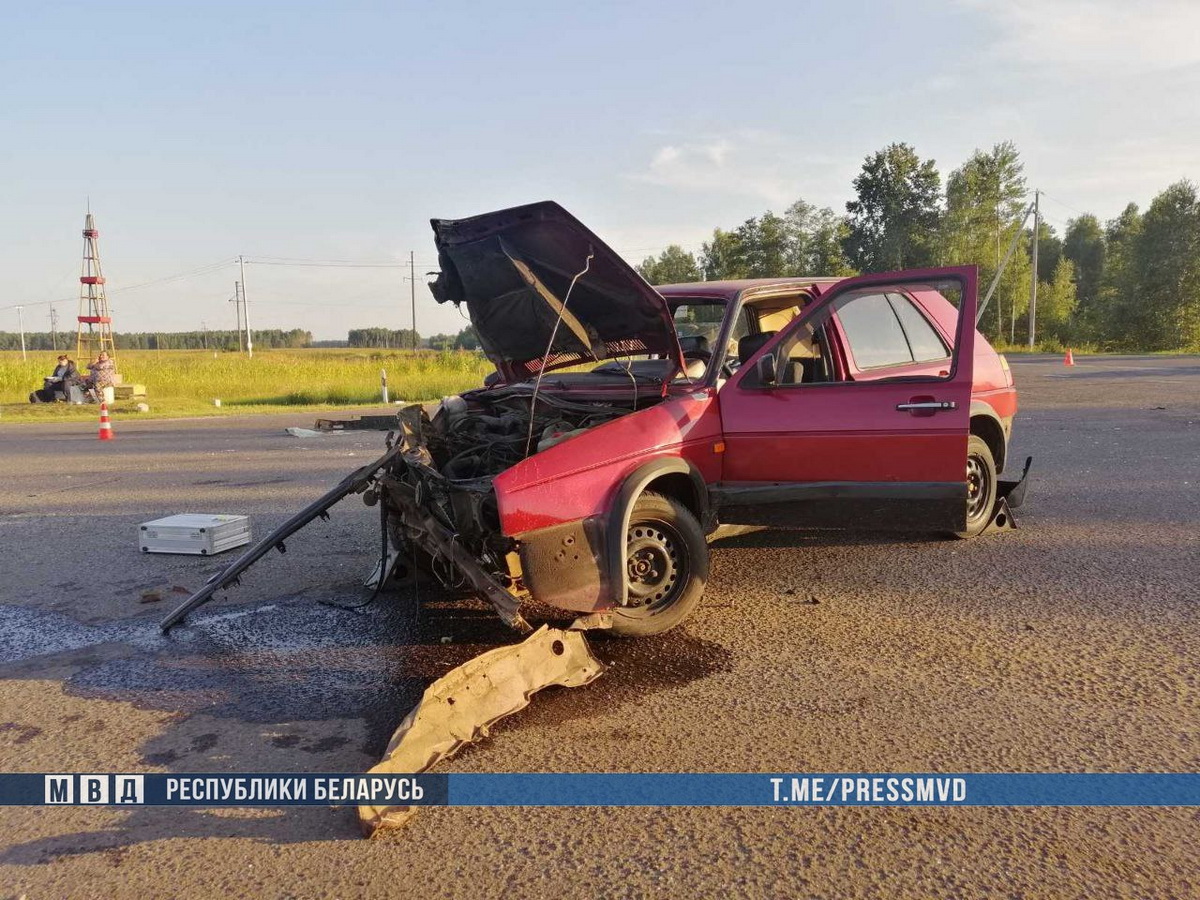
[
  {"left": 524, "top": 247, "right": 595, "bottom": 458},
  {"left": 621, "top": 354, "right": 639, "bottom": 411}
]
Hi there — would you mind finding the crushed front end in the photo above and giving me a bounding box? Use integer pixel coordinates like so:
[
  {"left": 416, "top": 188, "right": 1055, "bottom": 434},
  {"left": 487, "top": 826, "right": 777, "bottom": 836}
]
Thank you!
[{"left": 377, "top": 390, "right": 639, "bottom": 632}]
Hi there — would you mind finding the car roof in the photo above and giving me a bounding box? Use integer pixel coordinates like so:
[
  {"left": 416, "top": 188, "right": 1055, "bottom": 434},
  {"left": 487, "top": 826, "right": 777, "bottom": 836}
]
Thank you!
[{"left": 655, "top": 277, "right": 844, "bottom": 302}]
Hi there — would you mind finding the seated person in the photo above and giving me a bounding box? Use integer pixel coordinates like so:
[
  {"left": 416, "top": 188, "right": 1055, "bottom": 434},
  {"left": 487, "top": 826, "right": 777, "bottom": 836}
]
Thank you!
[
  {"left": 678, "top": 334, "right": 710, "bottom": 380},
  {"left": 29, "top": 355, "right": 78, "bottom": 403},
  {"left": 83, "top": 351, "right": 116, "bottom": 400}
]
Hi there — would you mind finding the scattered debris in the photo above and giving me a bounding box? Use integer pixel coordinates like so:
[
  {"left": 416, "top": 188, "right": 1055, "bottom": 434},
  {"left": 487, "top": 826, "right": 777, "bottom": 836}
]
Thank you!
[
  {"left": 285, "top": 427, "right": 342, "bottom": 438},
  {"left": 314, "top": 415, "right": 398, "bottom": 432},
  {"left": 358, "top": 626, "right": 604, "bottom": 837},
  {"left": 160, "top": 441, "right": 408, "bottom": 631}
]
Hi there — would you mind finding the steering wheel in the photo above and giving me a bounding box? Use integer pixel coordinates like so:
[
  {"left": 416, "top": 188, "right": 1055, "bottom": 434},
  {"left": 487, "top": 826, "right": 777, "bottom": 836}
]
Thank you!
[{"left": 681, "top": 348, "right": 738, "bottom": 381}]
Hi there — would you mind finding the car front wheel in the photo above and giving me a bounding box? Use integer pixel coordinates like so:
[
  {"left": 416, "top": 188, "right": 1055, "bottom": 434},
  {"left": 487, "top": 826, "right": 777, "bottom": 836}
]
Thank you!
[
  {"left": 610, "top": 492, "right": 708, "bottom": 637},
  {"left": 956, "top": 434, "right": 998, "bottom": 539}
]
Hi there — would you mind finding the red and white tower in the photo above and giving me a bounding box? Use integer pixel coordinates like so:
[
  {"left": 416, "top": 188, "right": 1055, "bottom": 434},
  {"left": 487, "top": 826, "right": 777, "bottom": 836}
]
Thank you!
[{"left": 76, "top": 208, "right": 116, "bottom": 362}]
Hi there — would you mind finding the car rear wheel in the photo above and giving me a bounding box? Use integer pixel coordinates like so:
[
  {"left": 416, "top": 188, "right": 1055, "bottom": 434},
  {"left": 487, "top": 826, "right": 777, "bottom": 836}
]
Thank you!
[
  {"left": 610, "top": 492, "right": 708, "bottom": 637},
  {"left": 956, "top": 434, "right": 998, "bottom": 539}
]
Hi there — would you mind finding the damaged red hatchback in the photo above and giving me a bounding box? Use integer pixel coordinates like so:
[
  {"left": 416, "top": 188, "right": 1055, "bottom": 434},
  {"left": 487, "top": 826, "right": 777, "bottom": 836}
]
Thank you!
[
  {"left": 163, "top": 201, "right": 1025, "bottom": 638},
  {"left": 381, "top": 201, "right": 1023, "bottom": 636}
]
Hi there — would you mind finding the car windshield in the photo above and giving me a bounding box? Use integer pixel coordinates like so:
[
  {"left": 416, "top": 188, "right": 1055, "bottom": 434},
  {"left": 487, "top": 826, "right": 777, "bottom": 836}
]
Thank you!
[
  {"left": 672, "top": 302, "right": 728, "bottom": 347},
  {"left": 589, "top": 298, "right": 743, "bottom": 383}
]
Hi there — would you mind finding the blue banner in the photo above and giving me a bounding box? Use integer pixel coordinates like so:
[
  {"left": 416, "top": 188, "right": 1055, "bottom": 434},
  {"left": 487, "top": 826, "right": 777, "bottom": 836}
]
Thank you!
[{"left": 2, "top": 773, "right": 1199, "bottom": 807}]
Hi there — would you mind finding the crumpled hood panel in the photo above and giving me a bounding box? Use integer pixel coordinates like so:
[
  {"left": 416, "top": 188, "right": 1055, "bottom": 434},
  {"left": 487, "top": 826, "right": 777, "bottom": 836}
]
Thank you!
[{"left": 429, "top": 201, "right": 683, "bottom": 380}]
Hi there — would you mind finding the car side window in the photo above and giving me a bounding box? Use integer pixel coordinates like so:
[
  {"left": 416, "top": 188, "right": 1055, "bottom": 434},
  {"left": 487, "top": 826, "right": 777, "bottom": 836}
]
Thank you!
[
  {"left": 774, "top": 321, "right": 829, "bottom": 385},
  {"left": 887, "top": 293, "right": 950, "bottom": 362},
  {"left": 834, "top": 292, "right": 913, "bottom": 369}
]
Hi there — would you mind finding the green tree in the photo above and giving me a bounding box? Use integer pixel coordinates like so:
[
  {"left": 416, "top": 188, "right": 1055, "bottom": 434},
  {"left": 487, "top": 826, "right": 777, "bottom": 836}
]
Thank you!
[
  {"left": 783, "top": 200, "right": 855, "bottom": 275},
  {"left": 844, "top": 142, "right": 942, "bottom": 272},
  {"left": 941, "top": 142, "right": 1028, "bottom": 343},
  {"left": 637, "top": 245, "right": 701, "bottom": 284},
  {"left": 1131, "top": 181, "right": 1200, "bottom": 349},
  {"left": 1036, "top": 257, "right": 1077, "bottom": 342},
  {"left": 453, "top": 324, "right": 479, "bottom": 351},
  {"left": 699, "top": 227, "right": 745, "bottom": 280},
  {"left": 1062, "top": 215, "right": 1106, "bottom": 324},
  {"left": 1034, "top": 221, "right": 1063, "bottom": 283},
  {"left": 738, "top": 212, "right": 789, "bottom": 277},
  {"left": 348, "top": 328, "right": 420, "bottom": 348},
  {"left": 1091, "top": 203, "right": 1142, "bottom": 345}
]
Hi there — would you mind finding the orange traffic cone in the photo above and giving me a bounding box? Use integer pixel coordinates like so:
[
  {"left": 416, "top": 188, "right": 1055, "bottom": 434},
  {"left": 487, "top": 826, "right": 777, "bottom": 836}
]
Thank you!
[
  {"left": 1063, "top": 348, "right": 1075, "bottom": 366},
  {"left": 98, "top": 401, "right": 114, "bottom": 441}
]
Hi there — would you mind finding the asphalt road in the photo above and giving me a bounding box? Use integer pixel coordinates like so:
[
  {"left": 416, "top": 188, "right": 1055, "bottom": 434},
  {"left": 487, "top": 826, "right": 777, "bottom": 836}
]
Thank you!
[{"left": 0, "top": 354, "right": 1197, "bottom": 899}]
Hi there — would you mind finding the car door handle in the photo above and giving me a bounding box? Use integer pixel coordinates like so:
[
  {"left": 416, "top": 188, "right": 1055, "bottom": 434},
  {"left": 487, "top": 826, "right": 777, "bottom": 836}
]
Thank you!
[{"left": 896, "top": 400, "right": 957, "bottom": 412}]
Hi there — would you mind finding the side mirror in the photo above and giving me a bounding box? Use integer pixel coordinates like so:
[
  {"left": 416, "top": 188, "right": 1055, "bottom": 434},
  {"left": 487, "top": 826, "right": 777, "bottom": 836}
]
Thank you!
[{"left": 756, "top": 352, "right": 777, "bottom": 386}]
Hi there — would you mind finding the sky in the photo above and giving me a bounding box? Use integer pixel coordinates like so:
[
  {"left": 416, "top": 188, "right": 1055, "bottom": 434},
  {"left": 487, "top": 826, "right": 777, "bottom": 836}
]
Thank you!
[{"left": 3, "top": 0, "right": 1199, "bottom": 341}]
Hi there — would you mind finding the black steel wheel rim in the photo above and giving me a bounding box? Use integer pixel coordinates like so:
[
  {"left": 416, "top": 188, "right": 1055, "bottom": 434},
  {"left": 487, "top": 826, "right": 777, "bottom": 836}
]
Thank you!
[
  {"left": 966, "top": 454, "right": 992, "bottom": 522},
  {"left": 625, "top": 519, "right": 688, "bottom": 613}
]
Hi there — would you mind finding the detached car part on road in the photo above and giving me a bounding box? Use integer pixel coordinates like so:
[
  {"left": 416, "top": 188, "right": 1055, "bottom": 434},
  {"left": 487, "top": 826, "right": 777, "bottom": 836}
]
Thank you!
[{"left": 164, "top": 201, "right": 1028, "bottom": 637}]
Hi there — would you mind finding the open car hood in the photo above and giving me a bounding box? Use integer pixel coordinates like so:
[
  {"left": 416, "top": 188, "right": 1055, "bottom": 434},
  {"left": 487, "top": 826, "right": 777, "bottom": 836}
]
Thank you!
[{"left": 429, "top": 201, "right": 685, "bottom": 381}]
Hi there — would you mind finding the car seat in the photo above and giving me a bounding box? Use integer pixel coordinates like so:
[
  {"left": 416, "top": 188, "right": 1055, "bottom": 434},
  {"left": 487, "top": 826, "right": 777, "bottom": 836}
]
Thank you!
[{"left": 737, "top": 331, "right": 777, "bottom": 364}]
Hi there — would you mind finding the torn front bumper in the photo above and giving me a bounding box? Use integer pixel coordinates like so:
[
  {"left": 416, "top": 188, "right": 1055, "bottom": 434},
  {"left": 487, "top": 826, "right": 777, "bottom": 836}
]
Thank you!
[
  {"left": 379, "top": 469, "right": 531, "bottom": 633},
  {"left": 359, "top": 625, "right": 605, "bottom": 836}
]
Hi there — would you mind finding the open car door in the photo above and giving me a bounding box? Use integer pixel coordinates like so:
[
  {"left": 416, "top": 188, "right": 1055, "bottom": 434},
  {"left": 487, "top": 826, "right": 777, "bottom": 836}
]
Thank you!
[{"left": 715, "top": 266, "right": 978, "bottom": 532}]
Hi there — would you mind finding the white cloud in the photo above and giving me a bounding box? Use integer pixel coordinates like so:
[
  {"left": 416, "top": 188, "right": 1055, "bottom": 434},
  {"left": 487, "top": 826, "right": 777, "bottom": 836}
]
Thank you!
[
  {"left": 962, "top": 0, "right": 1200, "bottom": 73},
  {"left": 632, "top": 133, "right": 838, "bottom": 208}
]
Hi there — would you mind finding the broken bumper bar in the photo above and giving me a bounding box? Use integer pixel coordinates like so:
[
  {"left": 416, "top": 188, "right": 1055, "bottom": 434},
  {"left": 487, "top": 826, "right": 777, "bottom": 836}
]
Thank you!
[{"left": 379, "top": 473, "right": 531, "bottom": 633}]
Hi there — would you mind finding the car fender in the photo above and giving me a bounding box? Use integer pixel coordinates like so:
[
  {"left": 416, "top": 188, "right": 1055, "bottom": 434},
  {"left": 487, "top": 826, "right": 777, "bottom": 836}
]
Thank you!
[
  {"left": 969, "top": 398, "right": 1010, "bottom": 472},
  {"left": 603, "top": 457, "right": 709, "bottom": 607}
]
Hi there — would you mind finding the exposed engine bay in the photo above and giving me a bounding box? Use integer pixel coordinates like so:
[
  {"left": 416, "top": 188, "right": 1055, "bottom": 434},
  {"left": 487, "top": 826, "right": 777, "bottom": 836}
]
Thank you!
[
  {"left": 432, "top": 389, "right": 639, "bottom": 480},
  {"left": 375, "top": 387, "right": 659, "bottom": 630}
]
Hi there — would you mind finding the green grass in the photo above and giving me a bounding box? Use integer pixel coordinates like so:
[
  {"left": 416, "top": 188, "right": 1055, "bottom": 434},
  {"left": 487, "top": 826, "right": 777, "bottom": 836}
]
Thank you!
[{"left": 0, "top": 348, "right": 494, "bottom": 423}]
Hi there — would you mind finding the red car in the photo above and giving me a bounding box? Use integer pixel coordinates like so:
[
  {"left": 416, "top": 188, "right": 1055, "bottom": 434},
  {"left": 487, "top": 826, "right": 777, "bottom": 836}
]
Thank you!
[
  {"left": 164, "top": 201, "right": 1025, "bottom": 637},
  {"left": 364, "top": 201, "right": 1023, "bottom": 637}
]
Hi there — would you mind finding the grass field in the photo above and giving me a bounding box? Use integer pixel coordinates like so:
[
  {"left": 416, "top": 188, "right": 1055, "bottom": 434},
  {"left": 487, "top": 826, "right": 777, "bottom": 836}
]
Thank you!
[{"left": 0, "top": 348, "right": 494, "bottom": 422}]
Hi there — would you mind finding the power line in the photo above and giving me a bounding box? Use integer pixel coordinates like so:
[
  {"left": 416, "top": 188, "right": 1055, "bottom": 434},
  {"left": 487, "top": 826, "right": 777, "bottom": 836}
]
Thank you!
[
  {"left": 248, "top": 260, "right": 409, "bottom": 269},
  {"left": 1039, "top": 192, "right": 1089, "bottom": 218},
  {"left": 110, "top": 259, "right": 237, "bottom": 294},
  {"left": 246, "top": 257, "right": 440, "bottom": 269},
  {"left": 250, "top": 299, "right": 406, "bottom": 310},
  {"left": 0, "top": 258, "right": 237, "bottom": 313}
]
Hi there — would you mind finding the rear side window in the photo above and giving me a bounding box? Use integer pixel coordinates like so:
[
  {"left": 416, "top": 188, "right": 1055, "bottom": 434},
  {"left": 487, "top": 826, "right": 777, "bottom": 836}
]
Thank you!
[
  {"left": 835, "top": 292, "right": 913, "bottom": 369},
  {"left": 887, "top": 293, "right": 949, "bottom": 362}
]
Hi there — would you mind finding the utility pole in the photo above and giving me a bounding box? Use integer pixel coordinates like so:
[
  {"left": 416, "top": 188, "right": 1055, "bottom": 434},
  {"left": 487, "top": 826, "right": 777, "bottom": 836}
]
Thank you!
[
  {"left": 202, "top": 320, "right": 208, "bottom": 351},
  {"left": 17, "top": 305, "right": 27, "bottom": 361},
  {"left": 49, "top": 305, "right": 59, "bottom": 352},
  {"left": 1028, "top": 189, "right": 1040, "bottom": 349},
  {"left": 231, "top": 282, "right": 245, "bottom": 353},
  {"left": 239, "top": 255, "right": 253, "bottom": 359},
  {"left": 995, "top": 202, "right": 1003, "bottom": 336},
  {"left": 409, "top": 250, "right": 417, "bottom": 351}
]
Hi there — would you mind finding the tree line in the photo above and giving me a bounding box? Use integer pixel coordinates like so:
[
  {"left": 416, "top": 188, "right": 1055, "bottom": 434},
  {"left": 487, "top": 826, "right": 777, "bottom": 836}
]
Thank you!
[
  {"left": 638, "top": 141, "right": 1200, "bottom": 351},
  {"left": 0, "top": 328, "right": 312, "bottom": 353},
  {"left": 347, "top": 327, "right": 422, "bottom": 349},
  {"left": 1, "top": 325, "right": 482, "bottom": 353}
]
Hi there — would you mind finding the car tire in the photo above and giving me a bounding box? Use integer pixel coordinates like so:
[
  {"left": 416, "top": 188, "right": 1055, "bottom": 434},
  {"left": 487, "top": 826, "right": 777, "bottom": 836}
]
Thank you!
[
  {"left": 955, "top": 434, "right": 998, "bottom": 539},
  {"left": 610, "top": 492, "right": 709, "bottom": 637}
]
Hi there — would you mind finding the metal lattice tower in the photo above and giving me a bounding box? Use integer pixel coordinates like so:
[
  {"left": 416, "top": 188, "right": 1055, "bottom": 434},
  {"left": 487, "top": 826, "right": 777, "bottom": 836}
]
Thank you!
[{"left": 76, "top": 208, "right": 116, "bottom": 361}]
